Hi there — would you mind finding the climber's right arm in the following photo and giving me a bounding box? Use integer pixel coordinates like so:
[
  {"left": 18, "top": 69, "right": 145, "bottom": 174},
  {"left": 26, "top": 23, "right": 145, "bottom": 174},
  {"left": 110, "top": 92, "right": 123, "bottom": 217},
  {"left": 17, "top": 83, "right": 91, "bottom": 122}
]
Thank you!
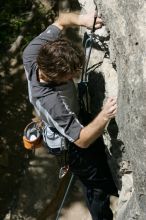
[{"left": 74, "top": 97, "right": 117, "bottom": 148}]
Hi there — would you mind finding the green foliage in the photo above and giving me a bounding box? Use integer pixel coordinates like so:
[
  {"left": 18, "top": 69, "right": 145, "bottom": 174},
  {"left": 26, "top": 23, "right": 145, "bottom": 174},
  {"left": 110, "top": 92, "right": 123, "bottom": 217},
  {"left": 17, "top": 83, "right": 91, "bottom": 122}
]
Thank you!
[
  {"left": 0, "top": 0, "right": 54, "bottom": 55},
  {"left": 0, "top": 0, "right": 31, "bottom": 52}
]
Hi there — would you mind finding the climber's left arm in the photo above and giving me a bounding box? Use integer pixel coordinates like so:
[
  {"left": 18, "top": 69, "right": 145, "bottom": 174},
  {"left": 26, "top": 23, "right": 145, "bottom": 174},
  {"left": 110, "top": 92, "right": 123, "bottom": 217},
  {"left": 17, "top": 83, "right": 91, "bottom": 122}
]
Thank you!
[{"left": 53, "top": 12, "right": 103, "bottom": 30}]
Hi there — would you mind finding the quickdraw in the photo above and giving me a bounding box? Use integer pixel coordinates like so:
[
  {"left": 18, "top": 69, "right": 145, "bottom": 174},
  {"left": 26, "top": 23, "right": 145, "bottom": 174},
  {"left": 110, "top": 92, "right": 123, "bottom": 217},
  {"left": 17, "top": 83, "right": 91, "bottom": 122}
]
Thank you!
[{"left": 78, "top": 7, "right": 98, "bottom": 121}]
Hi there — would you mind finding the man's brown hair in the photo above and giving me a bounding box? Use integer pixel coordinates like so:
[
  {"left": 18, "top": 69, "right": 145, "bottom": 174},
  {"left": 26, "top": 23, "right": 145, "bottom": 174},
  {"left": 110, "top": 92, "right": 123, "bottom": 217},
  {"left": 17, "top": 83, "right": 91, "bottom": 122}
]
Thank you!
[{"left": 37, "top": 38, "right": 85, "bottom": 83}]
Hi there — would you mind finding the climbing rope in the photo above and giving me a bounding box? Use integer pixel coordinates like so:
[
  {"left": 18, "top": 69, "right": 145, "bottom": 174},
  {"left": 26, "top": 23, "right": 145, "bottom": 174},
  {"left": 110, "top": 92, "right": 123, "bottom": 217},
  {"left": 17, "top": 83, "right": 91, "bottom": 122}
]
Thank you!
[{"left": 55, "top": 174, "right": 74, "bottom": 220}]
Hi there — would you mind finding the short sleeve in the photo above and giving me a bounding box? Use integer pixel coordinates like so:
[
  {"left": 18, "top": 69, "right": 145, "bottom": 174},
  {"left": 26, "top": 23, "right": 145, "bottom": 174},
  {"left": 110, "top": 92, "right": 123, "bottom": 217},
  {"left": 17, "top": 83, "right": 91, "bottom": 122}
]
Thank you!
[{"left": 35, "top": 92, "right": 83, "bottom": 142}]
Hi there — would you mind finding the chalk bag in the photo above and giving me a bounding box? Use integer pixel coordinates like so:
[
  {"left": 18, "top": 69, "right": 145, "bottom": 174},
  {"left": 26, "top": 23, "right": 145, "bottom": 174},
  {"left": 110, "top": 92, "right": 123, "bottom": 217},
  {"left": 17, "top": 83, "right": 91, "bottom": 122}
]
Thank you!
[{"left": 23, "top": 121, "right": 42, "bottom": 150}]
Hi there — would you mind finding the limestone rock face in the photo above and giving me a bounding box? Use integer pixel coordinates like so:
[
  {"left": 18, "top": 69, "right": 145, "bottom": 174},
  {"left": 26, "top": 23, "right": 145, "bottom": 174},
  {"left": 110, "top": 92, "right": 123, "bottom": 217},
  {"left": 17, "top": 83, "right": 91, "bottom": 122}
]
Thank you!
[
  {"left": 79, "top": 0, "right": 146, "bottom": 219},
  {"left": 3, "top": 1, "right": 145, "bottom": 220}
]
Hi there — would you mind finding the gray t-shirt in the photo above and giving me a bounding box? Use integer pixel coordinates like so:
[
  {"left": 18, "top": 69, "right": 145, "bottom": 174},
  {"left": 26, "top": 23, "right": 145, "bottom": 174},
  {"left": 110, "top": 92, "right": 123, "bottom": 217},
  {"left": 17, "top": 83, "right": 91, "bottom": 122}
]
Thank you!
[{"left": 23, "top": 25, "right": 83, "bottom": 150}]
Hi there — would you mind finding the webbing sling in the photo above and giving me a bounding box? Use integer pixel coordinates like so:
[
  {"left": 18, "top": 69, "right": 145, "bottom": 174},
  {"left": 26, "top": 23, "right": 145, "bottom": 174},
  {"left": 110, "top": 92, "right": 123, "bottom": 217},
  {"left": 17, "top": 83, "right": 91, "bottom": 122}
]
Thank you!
[{"left": 55, "top": 9, "right": 98, "bottom": 220}]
